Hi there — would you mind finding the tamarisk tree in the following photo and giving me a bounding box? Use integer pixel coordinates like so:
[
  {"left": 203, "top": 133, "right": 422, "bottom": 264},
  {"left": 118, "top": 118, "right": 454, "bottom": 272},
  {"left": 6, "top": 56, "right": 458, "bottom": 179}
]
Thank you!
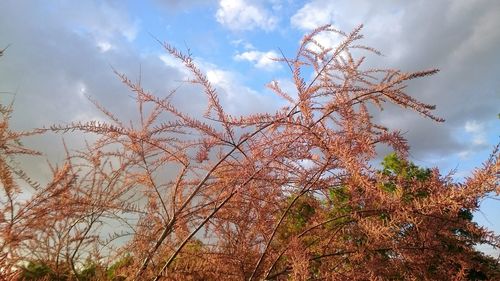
[{"left": 2, "top": 26, "right": 499, "bottom": 280}]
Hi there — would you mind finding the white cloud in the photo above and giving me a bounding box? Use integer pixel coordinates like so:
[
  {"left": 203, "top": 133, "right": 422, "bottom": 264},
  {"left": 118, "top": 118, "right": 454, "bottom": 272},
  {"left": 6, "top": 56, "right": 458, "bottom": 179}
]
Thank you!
[
  {"left": 216, "top": 0, "right": 278, "bottom": 31},
  {"left": 290, "top": 1, "right": 336, "bottom": 30},
  {"left": 230, "top": 39, "right": 255, "bottom": 50},
  {"left": 290, "top": 0, "right": 403, "bottom": 52},
  {"left": 270, "top": 77, "right": 298, "bottom": 101},
  {"left": 82, "top": 2, "right": 139, "bottom": 42},
  {"left": 457, "top": 120, "right": 489, "bottom": 160},
  {"left": 158, "top": 54, "right": 279, "bottom": 116},
  {"left": 464, "top": 120, "right": 482, "bottom": 133},
  {"left": 270, "top": 0, "right": 284, "bottom": 11},
  {"left": 159, "top": 54, "right": 182, "bottom": 69},
  {"left": 290, "top": 0, "right": 403, "bottom": 35},
  {"left": 64, "top": 1, "right": 139, "bottom": 51},
  {"left": 205, "top": 67, "right": 246, "bottom": 101},
  {"left": 464, "top": 120, "right": 487, "bottom": 146},
  {"left": 234, "top": 50, "right": 281, "bottom": 70},
  {"left": 77, "top": 81, "right": 87, "bottom": 98},
  {"left": 201, "top": 64, "right": 279, "bottom": 116},
  {"left": 159, "top": 54, "right": 193, "bottom": 78},
  {"left": 289, "top": 1, "right": 345, "bottom": 53},
  {"left": 97, "top": 41, "right": 113, "bottom": 52},
  {"left": 206, "top": 69, "right": 232, "bottom": 90}
]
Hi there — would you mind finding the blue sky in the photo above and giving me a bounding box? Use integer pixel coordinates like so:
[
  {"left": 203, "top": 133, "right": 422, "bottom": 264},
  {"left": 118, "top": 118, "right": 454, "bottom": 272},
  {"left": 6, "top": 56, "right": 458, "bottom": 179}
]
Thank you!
[{"left": 0, "top": 0, "right": 499, "bottom": 255}]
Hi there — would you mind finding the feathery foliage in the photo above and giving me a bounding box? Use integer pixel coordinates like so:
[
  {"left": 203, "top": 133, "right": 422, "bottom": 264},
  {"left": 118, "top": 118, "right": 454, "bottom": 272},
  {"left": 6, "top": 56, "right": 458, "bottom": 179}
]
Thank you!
[{"left": 1, "top": 26, "right": 499, "bottom": 280}]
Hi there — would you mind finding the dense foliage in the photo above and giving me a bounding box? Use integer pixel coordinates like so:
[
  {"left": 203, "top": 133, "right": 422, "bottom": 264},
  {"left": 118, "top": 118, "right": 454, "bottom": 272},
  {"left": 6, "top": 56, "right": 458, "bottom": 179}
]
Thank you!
[{"left": 1, "top": 26, "right": 498, "bottom": 280}]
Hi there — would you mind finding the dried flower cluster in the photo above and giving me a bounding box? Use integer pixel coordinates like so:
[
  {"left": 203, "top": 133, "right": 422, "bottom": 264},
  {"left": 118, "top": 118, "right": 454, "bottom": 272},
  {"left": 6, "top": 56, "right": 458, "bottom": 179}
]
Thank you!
[{"left": 1, "top": 26, "right": 499, "bottom": 280}]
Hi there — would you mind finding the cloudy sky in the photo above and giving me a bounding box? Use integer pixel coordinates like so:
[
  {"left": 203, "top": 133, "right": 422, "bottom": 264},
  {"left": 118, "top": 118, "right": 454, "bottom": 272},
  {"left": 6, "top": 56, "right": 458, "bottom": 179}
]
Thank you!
[{"left": 0, "top": 0, "right": 499, "bottom": 252}]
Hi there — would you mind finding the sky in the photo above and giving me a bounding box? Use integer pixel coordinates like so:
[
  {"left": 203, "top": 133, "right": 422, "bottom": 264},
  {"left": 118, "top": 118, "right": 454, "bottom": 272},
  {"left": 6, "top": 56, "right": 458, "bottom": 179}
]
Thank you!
[{"left": 0, "top": 0, "right": 499, "bottom": 254}]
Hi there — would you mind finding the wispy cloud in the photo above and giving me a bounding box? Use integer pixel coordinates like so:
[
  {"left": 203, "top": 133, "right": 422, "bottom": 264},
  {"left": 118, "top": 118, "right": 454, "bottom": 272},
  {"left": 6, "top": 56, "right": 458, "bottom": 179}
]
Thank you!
[
  {"left": 215, "top": 0, "right": 278, "bottom": 31},
  {"left": 290, "top": 0, "right": 337, "bottom": 30},
  {"left": 464, "top": 120, "right": 487, "bottom": 146},
  {"left": 234, "top": 50, "right": 281, "bottom": 70}
]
